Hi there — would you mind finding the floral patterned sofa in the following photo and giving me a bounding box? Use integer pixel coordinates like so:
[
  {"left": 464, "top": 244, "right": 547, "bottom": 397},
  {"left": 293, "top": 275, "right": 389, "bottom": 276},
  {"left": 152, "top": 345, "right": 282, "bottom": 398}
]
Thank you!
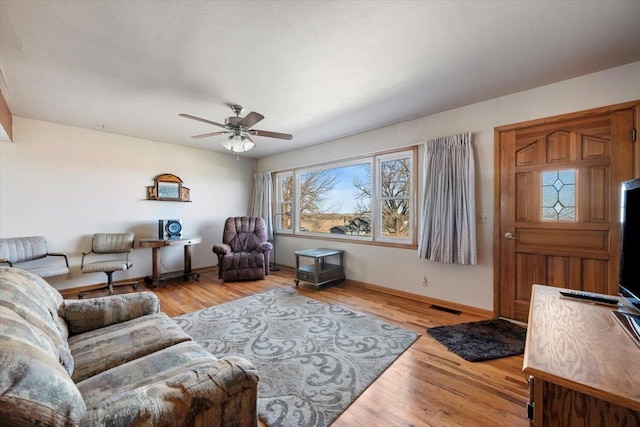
[{"left": 0, "top": 267, "right": 258, "bottom": 426}]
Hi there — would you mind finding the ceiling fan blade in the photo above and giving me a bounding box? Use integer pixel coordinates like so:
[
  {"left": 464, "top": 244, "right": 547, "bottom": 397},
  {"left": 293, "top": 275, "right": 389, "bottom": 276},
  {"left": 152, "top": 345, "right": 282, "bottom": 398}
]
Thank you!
[
  {"left": 239, "top": 111, "right": 264, "bottom": 128},
  {"left": 252, "top": 129, "right": 293, "bottom": 140},
  {"left": 179, "top": 113, "right": 227, "bottom": 129},
  {"left": 192, "top": 131, "right": 231, "bottom": 139}
]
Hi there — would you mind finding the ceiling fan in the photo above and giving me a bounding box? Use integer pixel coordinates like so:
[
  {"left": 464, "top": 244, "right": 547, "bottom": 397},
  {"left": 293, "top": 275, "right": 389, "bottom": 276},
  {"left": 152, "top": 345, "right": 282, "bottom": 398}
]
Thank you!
[{"left": 179, "top": 104, "right": 292, "bottom": 154}]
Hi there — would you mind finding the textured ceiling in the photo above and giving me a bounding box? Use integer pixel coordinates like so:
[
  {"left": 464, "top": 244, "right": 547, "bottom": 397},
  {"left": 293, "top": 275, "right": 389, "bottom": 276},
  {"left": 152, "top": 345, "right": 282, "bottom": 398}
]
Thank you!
[{"left": 1, "top": 1, "right": 639, "bottom": 158}]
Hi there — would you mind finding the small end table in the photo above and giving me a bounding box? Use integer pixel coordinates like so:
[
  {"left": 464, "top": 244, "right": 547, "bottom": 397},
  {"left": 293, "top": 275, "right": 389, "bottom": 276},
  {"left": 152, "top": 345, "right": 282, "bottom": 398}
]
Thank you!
[{"left": 294, "top": 248, "right": 345, "bottom": 289}]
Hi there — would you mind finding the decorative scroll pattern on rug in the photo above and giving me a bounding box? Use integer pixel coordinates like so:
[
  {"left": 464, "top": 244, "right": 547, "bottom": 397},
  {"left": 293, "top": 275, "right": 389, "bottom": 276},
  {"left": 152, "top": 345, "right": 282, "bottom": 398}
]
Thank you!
[
  {"left": 174, "top": 288, "right": 417, "bottom": 427},
  {"left": 427, "top": 318, "right": 526, "bottom": 362}
]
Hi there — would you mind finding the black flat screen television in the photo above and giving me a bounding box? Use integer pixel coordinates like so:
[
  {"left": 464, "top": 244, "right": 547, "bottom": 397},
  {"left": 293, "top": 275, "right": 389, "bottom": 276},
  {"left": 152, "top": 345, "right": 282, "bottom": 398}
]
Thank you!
[{"left": 619, "top": 177, "right": 640, "bottom": 313}]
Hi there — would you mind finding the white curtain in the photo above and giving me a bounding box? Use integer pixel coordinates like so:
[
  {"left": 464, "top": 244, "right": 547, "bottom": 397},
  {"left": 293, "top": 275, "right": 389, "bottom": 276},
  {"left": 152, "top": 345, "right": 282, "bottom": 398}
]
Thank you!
[
  {"left": 250, "top": 172, "right": 274, "bottom": 240},
  {"left": 418, "top": 132, "right": 477, "bottom": 265}
]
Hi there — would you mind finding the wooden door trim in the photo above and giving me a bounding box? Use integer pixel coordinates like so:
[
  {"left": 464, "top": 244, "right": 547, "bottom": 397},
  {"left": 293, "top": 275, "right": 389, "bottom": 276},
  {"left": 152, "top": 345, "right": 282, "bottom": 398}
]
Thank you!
[
  {"left": 495, "top": 100, "right": 640, "bottom": 132},
  {"left": 493, "top": 100, "right": 640, "bottom": 318}
]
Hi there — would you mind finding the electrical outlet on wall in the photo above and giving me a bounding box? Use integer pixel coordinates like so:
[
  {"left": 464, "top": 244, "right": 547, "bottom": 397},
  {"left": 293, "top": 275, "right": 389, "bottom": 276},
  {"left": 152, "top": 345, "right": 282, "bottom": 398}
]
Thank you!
[
  {"left": 420, "top": 275, "right": 428, "bottom": 287},
  {"left": 477, "top": 213, "right": 490, "bottom": 223}
]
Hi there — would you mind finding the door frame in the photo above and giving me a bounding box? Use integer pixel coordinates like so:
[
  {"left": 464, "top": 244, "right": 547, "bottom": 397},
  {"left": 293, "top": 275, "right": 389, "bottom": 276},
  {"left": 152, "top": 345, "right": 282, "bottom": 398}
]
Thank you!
[{"left": 493, "top": 100, "right": 640, "bottom": 318}]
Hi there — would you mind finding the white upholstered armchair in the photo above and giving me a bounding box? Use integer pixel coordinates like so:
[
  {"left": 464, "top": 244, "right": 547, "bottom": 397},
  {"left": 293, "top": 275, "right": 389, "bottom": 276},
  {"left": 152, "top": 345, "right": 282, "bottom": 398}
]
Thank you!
[{"left": 0, "top": 236, "right": 69, "bottom": 278}]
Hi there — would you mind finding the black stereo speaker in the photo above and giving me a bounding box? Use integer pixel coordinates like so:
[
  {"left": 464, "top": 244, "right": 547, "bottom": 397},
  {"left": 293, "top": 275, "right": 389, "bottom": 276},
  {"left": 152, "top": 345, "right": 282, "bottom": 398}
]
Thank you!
[{"left": 158, "top": 219, "right": 182, "bottom": 239}]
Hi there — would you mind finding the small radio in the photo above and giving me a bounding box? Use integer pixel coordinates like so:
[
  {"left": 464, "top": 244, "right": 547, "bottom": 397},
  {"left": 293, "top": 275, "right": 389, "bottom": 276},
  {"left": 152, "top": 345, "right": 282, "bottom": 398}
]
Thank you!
[{"left": 158, "top": 219, "right": 182, "bottom": 239}]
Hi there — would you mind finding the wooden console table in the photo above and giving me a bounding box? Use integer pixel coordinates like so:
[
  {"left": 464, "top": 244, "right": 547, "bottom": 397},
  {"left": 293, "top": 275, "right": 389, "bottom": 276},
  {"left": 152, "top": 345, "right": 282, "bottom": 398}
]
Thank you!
[
  {"left": 138, "top": 236, "right": 202, "bottom": 287},
  {"left": 294, "top": 248, "right": 345, "bottom": 289},
  {"left": 523, "top": 284, "right": 640, "bottom": 426}
]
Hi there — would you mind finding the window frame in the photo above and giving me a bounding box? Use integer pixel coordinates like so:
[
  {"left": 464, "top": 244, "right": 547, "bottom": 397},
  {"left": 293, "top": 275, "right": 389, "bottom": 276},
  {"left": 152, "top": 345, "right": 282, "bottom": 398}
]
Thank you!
[
  {"left": 275, "top": 171, "right": 293, "bottom": 230},
  {"left": 273, "top": 147, "right": 417, "bottom": 248},
  {"left": 374, "top": 151, "right": 414, "bottom": 243}
]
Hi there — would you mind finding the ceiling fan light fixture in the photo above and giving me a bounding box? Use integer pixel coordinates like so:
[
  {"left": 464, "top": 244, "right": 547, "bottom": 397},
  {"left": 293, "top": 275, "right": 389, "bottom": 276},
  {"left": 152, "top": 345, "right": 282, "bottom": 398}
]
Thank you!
[
  {"left": 222, "top": 134, "right": 255, "bottom": 153},
  {"left": 242, "top": 138, "right": 256, "bottom": 151},
  {"left": 181, "top": 105, "right": 292, "bottom": 152}
]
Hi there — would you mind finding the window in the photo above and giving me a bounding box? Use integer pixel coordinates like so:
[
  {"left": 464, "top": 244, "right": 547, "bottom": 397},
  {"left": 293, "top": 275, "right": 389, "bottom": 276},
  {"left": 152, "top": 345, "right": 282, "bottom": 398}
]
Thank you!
[
  {"left": 377, "top": 153, "right": 412, "bottom": 239},
  {"left": 274, "top": 148, "right": 415, "bottom": 244},
  {"left": 275, "top": 172, "right": 293, "bottom": 230}
]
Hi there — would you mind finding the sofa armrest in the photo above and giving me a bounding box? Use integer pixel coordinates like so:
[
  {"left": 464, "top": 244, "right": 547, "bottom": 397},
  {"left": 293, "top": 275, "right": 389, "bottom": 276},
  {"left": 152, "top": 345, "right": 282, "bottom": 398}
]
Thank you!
[
  {"left": 256, "top": 241, "right": 273, "bottom": 252},
  {"left": 81, "top": 356, "right": 258, "bottom": 427},
  {"left": 212, "top": 243, "right": 232, "bottom": 255},
  {"left": 59, "top": 292, "right": 160, "bottom": 334}
]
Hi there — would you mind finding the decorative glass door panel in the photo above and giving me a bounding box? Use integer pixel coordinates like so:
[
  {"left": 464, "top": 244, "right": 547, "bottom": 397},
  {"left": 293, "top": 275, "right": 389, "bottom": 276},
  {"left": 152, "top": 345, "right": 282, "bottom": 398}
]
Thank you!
[{"left": 541, "top": 170, "right": 576, "bottom": 221}]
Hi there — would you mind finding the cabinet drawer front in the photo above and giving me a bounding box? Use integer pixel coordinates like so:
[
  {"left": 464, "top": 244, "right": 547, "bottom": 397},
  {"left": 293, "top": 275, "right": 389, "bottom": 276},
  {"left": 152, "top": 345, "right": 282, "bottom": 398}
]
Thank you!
[{"left": 297, "top": 271, "right": 315, "bottom": 282}]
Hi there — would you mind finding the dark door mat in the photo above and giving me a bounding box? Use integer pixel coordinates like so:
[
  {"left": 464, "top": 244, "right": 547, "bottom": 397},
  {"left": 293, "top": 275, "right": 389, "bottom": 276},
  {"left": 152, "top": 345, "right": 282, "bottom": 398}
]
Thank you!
[{"left": 427, "top": 319, "right": 526, "bottom": 362}]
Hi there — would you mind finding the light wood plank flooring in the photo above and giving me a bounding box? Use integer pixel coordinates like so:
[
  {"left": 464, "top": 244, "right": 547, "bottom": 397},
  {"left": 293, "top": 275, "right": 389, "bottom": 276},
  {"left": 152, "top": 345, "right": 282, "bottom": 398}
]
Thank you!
[{"left": 70, "top": 268, "right": 530, "bottom": 427}]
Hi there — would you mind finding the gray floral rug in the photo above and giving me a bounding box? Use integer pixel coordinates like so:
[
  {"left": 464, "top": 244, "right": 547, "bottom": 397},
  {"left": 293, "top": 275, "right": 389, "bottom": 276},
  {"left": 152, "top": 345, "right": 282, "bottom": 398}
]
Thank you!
[
  {"left": 173, "top": 288, "right": 417, "bottom": 427},
  {"left": 427, "top": 319, "right": 526, "bottom": 362}
]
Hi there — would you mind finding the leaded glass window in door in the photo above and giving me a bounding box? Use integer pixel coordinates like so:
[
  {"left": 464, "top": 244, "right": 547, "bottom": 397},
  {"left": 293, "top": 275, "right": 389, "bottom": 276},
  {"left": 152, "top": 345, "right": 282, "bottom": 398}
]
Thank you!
[{"left": 541, "top": 170, "right": 576, "bottom": 221}]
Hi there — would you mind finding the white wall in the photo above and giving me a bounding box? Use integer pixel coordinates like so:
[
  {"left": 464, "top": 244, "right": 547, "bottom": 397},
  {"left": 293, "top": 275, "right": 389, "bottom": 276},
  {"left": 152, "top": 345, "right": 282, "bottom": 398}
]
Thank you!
[
  {"left": 0, "top": 117, "right": 256, "bottom": 290},
  {"left": 258, "top": 61, "right": 640, "bottom": 312},
  {"left": 2, "top": 61, "right": 638, "bottom": 307}
]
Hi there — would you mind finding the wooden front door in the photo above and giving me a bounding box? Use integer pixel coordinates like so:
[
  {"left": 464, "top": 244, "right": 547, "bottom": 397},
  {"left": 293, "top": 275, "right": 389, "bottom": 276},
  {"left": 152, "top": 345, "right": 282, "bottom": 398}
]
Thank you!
[{"left": 496, "top": 103, "right": 637, "bottom": 322}]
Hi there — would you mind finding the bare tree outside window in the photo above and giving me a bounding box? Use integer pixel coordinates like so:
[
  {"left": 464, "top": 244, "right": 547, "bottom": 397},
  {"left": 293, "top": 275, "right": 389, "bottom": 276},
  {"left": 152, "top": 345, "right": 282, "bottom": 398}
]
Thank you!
[
  {"left": 299, "top": 166, "right": 370, "bottom": 234},
  {"left": 277, "top": 174, "right": 294, "bottom": 229},
  {"left": 380, "top": 158, "right": 411, "bottom": 237},
  {"left": 354, "top": 157, "right": 411, "bottom": 237},
  {"left": 353, "top": 168, "right": 372, "bottom": 217}
]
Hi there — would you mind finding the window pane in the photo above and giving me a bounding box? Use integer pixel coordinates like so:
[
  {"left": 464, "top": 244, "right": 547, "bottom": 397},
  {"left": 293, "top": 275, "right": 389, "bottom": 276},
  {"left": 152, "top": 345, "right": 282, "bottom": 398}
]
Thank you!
[
  {"left": 381, "top": 199, "right": 409, "bottom": 237},
  {"left": 276, "top": 203, "right": 293, "bottom": 230},
  {"left": 378, "top": 154, "right": 411, "bottom": 240},
  {"left": 381, "top": 158, "right": 411, "bottom": 198},
  {"left": 278, "top": 174, "right": 293, "bottom": 202},
  {"left": 275, "top": 173, "right": 294, "bottom": 231},
  {"left": 541, "top": 169, "right": 576, "bottom": 221},
  {"left": 299, "top": 163, "right": 371, "bottom": 235}
]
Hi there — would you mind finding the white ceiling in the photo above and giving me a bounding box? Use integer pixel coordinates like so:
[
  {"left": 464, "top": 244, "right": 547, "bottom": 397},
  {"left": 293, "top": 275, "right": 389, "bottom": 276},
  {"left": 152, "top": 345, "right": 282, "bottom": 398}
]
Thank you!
[{"left": 1, "top": 1, "right": 639, "bottom": 159}]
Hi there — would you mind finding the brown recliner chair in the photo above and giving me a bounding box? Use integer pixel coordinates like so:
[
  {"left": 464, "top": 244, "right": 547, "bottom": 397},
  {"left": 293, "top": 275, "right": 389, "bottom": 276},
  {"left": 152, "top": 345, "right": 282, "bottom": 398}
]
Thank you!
[{"left": 213, "top": 216, "right": 273, "bottom": 281}]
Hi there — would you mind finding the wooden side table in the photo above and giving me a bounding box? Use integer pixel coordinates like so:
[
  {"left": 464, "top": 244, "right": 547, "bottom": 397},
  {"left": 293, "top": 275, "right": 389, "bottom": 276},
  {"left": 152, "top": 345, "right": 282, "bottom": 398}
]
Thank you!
[
  {"left": 138, "top": 236, "right": 202, "bottom": 287},
  {"left": 294, "top": 248, "right": 345, "bottom": 289}
]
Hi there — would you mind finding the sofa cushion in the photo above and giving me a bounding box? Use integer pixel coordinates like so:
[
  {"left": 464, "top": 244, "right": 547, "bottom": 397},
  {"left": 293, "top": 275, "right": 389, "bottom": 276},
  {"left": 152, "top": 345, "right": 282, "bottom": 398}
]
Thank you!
[
  {"left": 78, "top": 341, "right": 216, "bottom": 406},
  {"left": 78, "top": 341, "right": 253, "bottom": 426},
  {"left": 0, "top": 267, "right": 73, "bottom": 375},
  {"left": 60, "top": 292, "right": 160, "bottom": 335},
  {"left": 0, "top": 307, "right": 86, "bottom": 426},
  {"left": 221, "top": 252, "right": 265, "bottom": 281},
  {"left": 79, "top": 355, "right": 259, "bottom": 427},
  {"left": 69, "top": 312, "right": 193, "bottom": 383}
]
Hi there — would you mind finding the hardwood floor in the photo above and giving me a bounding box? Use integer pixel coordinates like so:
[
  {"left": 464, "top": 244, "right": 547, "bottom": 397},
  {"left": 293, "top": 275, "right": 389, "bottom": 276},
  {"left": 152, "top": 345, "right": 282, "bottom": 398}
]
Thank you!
[{"left": 70, "top": 268, "right": 530, "bottom": 427}]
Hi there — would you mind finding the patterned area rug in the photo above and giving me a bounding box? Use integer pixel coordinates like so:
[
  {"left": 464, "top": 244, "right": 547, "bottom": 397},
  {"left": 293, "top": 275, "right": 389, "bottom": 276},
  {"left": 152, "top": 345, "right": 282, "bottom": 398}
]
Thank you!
[
  {"left": 427, "top": 319, "right": 526, "bottom": 362},
  {"left": 174, "top": 288, "right": 417, "bottom": 427}
]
